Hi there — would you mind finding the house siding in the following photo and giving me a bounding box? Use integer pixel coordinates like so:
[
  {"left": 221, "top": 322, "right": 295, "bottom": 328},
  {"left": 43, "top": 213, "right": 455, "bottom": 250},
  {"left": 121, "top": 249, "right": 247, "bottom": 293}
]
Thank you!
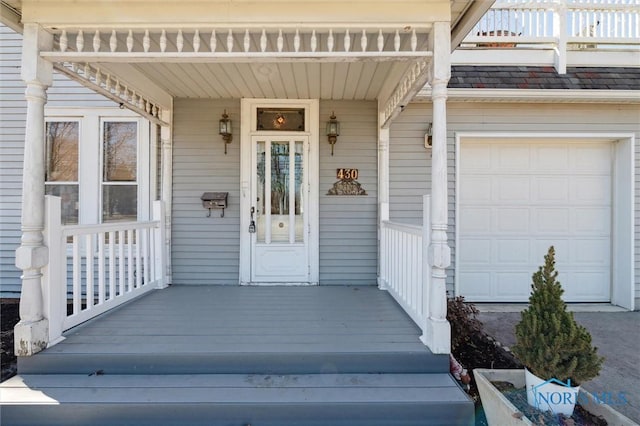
[
  {"left": 170, "top": 99, "right": 378, "bottom": 286},
  {"left": 0, "top": 24, "right": 115, "bottom": 296},
  {"left": 389, "top": 101, "right": 640, "bottom": 307}
]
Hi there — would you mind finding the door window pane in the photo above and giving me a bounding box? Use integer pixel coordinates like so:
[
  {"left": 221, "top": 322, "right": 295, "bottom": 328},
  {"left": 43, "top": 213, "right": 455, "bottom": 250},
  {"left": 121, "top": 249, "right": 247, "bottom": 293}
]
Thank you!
[
  {"left": 271, "top": 142, "right": 290, "bottom": 243},
  {"left": 294, "top": 141, "right": 304, "bottom": 242},
  {"left": 256, "top": 141, "right": 266, "bottom": 242},
  {"left": 257, "top": 108, "right": 305, "bottom": 131}
]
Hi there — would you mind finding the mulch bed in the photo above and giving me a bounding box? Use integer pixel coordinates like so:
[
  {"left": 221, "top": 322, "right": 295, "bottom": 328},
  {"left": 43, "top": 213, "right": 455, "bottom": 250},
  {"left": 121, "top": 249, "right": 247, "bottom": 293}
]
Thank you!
[{"left": 1, "top": 299, "right": 19, "bottom": 382}]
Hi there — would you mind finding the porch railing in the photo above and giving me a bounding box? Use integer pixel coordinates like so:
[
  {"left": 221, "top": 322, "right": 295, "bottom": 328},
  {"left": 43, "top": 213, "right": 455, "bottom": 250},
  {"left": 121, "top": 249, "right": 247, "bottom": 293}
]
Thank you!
[
  {"left": 379, "top": 195, "right": 432, "bottom": 340},
  {"left": 43, "top": 196, "right": 166, "bottom": 346},
  {"left": 457, "top": 0, "right": 639, "bottom": 70}
]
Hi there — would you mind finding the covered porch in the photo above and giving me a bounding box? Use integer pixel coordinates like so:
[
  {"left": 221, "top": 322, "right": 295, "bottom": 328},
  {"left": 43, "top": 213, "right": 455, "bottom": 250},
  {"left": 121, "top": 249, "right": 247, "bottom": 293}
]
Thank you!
[{"left": 3, "top": 285, "right": 474, "bottom": 425}]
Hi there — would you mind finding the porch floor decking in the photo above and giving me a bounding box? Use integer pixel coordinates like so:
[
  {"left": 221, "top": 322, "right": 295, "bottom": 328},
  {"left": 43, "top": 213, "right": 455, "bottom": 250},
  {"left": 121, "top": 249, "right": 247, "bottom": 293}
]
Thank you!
[{"left": 19, "top": 285, "right": 447, "bottom": 375}]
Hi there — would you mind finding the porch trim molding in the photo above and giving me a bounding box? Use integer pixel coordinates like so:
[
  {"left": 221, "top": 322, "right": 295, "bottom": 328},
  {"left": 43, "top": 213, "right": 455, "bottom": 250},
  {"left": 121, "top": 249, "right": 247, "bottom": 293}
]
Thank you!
[{"left": 454, "top": 131, "right": 636, "bottom": 312}]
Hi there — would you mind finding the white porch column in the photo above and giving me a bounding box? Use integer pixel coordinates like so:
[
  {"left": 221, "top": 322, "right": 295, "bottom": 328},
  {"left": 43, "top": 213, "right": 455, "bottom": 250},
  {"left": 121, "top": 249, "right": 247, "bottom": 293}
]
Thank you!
[
  {"left": 14, "top": 24, "right": 53, "bottom": 356},
  {"left": 422, "top": 21, "right": 451, "bottom": 354},
  {"left": 160, "top": 108, "right": 173, "bottom": 285},
  {"left": 377, "top": 108, "right": 390, "bottom": 289}
]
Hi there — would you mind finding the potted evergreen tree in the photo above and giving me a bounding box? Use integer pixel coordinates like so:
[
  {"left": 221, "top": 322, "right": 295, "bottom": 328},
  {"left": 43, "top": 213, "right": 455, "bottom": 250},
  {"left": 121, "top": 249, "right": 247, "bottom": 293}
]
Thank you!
[{"left": 512, "top": 246, "right": 603, "bottom": 416}]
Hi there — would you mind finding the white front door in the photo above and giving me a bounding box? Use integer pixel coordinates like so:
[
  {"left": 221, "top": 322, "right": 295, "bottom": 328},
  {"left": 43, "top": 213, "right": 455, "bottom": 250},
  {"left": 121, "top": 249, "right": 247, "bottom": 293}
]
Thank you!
[{"left": 240, "top": 99, "right": 319, "bottom": 285}]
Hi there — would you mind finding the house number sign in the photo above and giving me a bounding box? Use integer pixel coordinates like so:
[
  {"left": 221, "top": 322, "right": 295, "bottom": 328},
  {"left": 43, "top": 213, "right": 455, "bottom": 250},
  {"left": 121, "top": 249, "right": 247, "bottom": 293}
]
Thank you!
[{"left": 336, "top": 168, "right": 358, "bottom": 180}]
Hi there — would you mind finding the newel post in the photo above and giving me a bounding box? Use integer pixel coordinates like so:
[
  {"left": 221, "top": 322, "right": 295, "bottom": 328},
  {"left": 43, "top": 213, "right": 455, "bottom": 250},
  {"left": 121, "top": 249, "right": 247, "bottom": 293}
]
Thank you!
[
  {"left": 153, "top": 200, "right": 168, "bottom": 289},
  {"left": 421, "top": 21, "right": 451, "bottom": 354},
  {"left": 377, "top": 109, "right": 390, "bottom": 289},
  {"left": 14, "top": 24, "right": 53, "bottom": 356},
  {"left": 42, "top": 196, "right": 66, "bottom": 346},
  {"left": 553, "top": 2, "right": 568, "bottom": 74}
]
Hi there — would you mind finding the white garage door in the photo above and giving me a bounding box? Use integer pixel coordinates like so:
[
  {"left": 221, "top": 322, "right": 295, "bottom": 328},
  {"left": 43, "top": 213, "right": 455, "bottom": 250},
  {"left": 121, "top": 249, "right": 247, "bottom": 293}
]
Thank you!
[{"left": 458, "top": 139, "right": 612, "bottom": 302}]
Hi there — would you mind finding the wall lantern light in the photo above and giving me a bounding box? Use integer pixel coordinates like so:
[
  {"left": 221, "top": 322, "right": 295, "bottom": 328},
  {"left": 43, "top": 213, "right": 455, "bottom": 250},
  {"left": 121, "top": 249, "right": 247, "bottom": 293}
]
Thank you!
[
  {"left": 219, "top": 110, "right": 233, "bottom": 155},
  {"left": 424, "top": 123, "right": 432, "bottom": 148},
  {"left": 326, "top": 112, "right": 340, "bottom": 156}
]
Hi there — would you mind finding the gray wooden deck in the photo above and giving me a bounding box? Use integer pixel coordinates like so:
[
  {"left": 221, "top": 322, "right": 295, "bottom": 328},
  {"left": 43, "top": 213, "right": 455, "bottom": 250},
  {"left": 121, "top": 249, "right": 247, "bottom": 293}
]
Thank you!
[
  {"left": 3, "top": 286, "right": 475, "bottom": 425},
  {"left": 20, "top": 285, "right": 447, "bottom": 375}
]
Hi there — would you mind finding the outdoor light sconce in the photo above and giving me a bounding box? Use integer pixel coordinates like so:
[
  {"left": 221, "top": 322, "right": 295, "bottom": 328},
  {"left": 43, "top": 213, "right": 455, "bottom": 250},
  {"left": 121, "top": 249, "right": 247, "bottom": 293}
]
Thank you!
[
  {"left": 326, "top": 112, "right": 340, "bottom": 156},
  {"left": 424, "top": 123, "right": 433, "bottom": 148},
  {"left": 219, "top": 110, "right": 232, "bottom": 155}
]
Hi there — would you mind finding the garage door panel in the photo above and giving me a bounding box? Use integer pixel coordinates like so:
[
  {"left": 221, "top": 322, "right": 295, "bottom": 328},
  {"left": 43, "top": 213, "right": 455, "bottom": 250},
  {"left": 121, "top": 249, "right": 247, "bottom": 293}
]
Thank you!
[
  {"left": 535, "top": 176, "right": 570, "bottom": 202},
  {"left": 495, "top": 239, "right": 530, "bottom": 264},
  {"left": 496, "top": 144, "right": 530, "bottom": 171},
  {"left": 574, "top": 208, "right": 610, "bottom": 233},
  {"left": 535, "top": 145, "right": 569, "bottom": 170},
  {"left": 459, "top": 140, "right": 611, "bottom": 302},
  {"left": 496, "top": 176, "right": 530, "bottom": 202},
  {"left": 460, "top": 208, "right": 491, "bottom": 233},
  {"left": 496, "top": 208, "right": 530, "bottom": 233},
  {"left": 459, "top": 239, "right": 491, "bottom": 263},
  {"left": 535, "top": 208, "right": 570, "bottom": 233},
  {"left": 496, "top": 272, "right": 532, "bottom": 298}
]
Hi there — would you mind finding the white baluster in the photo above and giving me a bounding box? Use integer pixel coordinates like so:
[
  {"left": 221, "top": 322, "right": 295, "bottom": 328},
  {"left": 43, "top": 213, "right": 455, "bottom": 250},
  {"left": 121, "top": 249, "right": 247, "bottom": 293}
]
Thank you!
[
  {"left": 394, "top": 30, "right": 400, "bottom": 51},
  {"left": 377, "top": 30, "right": 384, "bottom": 52},
  {"left": 60, "top": 30, "right": 68, "bottom": 52},
  {"left": 193, "top": 30, "right": 200, "bottom": 52},
  {"left": 210, "top": 30, "right": 217, "bottom": 52},
  {"left": 277, "top": 29, "right": 284, "bottom": 52},
  {"left": 361, "top": 30, "right": 367, "bottom": 52},
  {"left": 93, "top": 30, "right": 100, "bottom": 52},
  {"left": 145, "top": 101, "right": 150, "bottom": 114},
  {"left": 95, "top": 69, "right": 101, "bottom": 86},
  {"left": 177, "top": 30, "right": 184, "bottom": 52},
  {"left": 126, "top": 30, "right": 134, "bottom": 52},
  {"left": 227, "top": 29, "right": 234, "bottom": 52},
  {"left": 294, "top": 29, "right": 300, "bottom": 52},
  {"left": 344, "top": 29, "right": 351, "bottom": 51},
  {"left": 143, "top": 30, "right": 150, "bottom": 52},
  {"left": 310, "top": 30, "right": 317, "bottom": 52},
  {"left": 152, "top": 105, "right": 158, "bottom": 117},
  {"left": 244, "top": 29, "right": 250, "bottom": 52},
  {"left": 115, "top": 81, "right": 121, "bottom": 97},
  {"left": 105, "top": 75, "right": 112, "bottom": 92},
  {"left": 411, "top": 29, "right": 417, "bottom": 51},
  {"left": 327, "top": 29, "right": 334, "bottom": 52},
  {"left": 110, "top": 30, "right": 117, "bottom": 52},
  {"left": 76, "top": 30, "right": 84, "bottom": 52},
  {"left": 160, "top": 30, "right": 167, "bottom": 53},
  {"left": 260, "top": 30, "right": 267, "bottom": 52},
  {"left": 84, "top": 63, "right": 90, "bottom": 79}
]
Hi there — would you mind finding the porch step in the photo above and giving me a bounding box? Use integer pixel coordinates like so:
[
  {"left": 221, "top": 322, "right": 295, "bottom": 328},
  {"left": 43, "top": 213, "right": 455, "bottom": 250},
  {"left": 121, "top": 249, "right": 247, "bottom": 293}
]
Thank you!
[
  {"left": 0, "top": 373, "right": 474, "bottom": 426},
  {"left": 18, "top": 347, "right": 448, "bottom": 375}
]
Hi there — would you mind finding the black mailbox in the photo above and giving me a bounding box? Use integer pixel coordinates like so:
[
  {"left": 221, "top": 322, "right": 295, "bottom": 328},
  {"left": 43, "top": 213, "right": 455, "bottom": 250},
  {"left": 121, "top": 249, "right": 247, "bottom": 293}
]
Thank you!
[{"left": 201, "top": 192, "right": 228, "bottom": 217}]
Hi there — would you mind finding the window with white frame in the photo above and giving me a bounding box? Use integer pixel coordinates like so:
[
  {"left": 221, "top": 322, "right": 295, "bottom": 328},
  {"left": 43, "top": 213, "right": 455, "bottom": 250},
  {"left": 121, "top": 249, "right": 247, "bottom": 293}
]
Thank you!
[{"left": 45, "top": 108, "right": 152, "bottom": 225}]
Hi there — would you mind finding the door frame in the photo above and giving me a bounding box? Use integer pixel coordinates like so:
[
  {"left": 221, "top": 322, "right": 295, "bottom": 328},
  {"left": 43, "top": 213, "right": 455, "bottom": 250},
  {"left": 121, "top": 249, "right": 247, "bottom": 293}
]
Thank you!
[{"left": 239, "top": 98, "right": 319, "bottom": 285}]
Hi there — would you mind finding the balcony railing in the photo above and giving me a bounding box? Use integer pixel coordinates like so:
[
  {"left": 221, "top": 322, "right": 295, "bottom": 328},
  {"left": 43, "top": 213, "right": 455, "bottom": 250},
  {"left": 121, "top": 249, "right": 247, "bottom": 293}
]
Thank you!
[{"left": 456, "top": 0, "right": 640, "bottom": 71}]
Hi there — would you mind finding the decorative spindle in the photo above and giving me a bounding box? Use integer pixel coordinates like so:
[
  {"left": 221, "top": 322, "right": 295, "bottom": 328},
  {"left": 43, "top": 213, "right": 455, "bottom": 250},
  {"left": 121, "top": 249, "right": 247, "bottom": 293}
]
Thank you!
[
  {"left": 210, "top": 30, "right": 217, "bottom": 52},
  {"left": 193, "top": 30, "right": 200, "bottom": 52},
  {"left": 152, "top": 105, "right": 158, "bottom": 117},
  {"left": 227, "top": 29, "right": 234, "bottom": 52},
  {"left": 177, "top": 30, "right": 184, "bottom": 52},
  {"left": 105, "top": 75, "right": 112, "bottom": 91},
  {"left": 394, "top": 30, "right": 400, "bottom": 51},
  {"left": 145, "top": 101, "right": 150, "bottom": 113},
  {"left": 327, "top": 29, "right": 334, "bottom": 52},
  {"left": 243, "top": 29, "right": 250, "bottom": 52},
  {"left": 83, "top": 63, "right": 90, "bottom": 79},
  {"left": 360, "top": 30, "right": 367, "bottom": 52},
  {"left": 93, "top": 30, "right": 100, "bottom": 52},
  {"left": 95, "top": 69, "right": 101, "bottom": 86},
  {"left": 377, "top": 30, "right": 384, "bottom": 52},
  {"left": 143, "top": 30, "right": 150, "bottom": 53},
  {"left": 344, "top": 29, "right": 351, "bottom": 51},
  {"left": 72, "top": 63, "right": 78, "bottom": 73},
  {"left": 126, "top": 30, "right": 134, "bottom": 52},
  {"left": 411, "top": 29, "right": 417, "bottom": 52},
  {"left": 260, "top": 30, "right": 267, "bottom": 52},
  {"left": 294, "top": 29, "right": 300, "bottom": 52},
  {"left": 60, "top": 30, "right": 68, "bottom": 52},
  {"left": 160, "top": 30, "right": 167, "bottom": 53},
  {"left": 76, "top": 30, "right": 84, "bottom": 52},
  {"left": 310, "top": 30, "right": 317, "bottom": 52},
  {"left": 110, "top": 30, "right": 117, "bottom": 52},
  {"left": 277, "top": 29, "right": 283, "bottom": 52},
  {"left": 115, "top": 81, "right": 121, "bottom": 97}
]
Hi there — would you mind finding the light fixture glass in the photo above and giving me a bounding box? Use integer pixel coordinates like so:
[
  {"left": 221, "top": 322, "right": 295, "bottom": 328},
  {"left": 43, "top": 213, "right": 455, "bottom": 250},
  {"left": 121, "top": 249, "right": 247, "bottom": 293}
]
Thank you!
[{"left": 326, "top": 112, "right": 340, "bottom": 156}]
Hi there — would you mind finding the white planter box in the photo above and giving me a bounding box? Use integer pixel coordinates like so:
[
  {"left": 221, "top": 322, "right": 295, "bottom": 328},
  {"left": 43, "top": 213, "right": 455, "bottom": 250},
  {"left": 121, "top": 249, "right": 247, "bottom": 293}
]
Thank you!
[{"left": 474, "top": 369, "right": 638, "bottom": 426}]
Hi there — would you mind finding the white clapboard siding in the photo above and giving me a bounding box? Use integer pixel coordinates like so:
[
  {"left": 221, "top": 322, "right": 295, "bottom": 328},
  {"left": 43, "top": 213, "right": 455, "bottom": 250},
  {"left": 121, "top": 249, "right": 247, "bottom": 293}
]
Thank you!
[
  {"left": 0, "top": 24, "right": 117, "bottom": 297},
  {"left": 389, "top": 101, "right": 640, "bottom": 304},
  {"left": 320, "top": 101, "right": 378, "bottom": 285}
]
